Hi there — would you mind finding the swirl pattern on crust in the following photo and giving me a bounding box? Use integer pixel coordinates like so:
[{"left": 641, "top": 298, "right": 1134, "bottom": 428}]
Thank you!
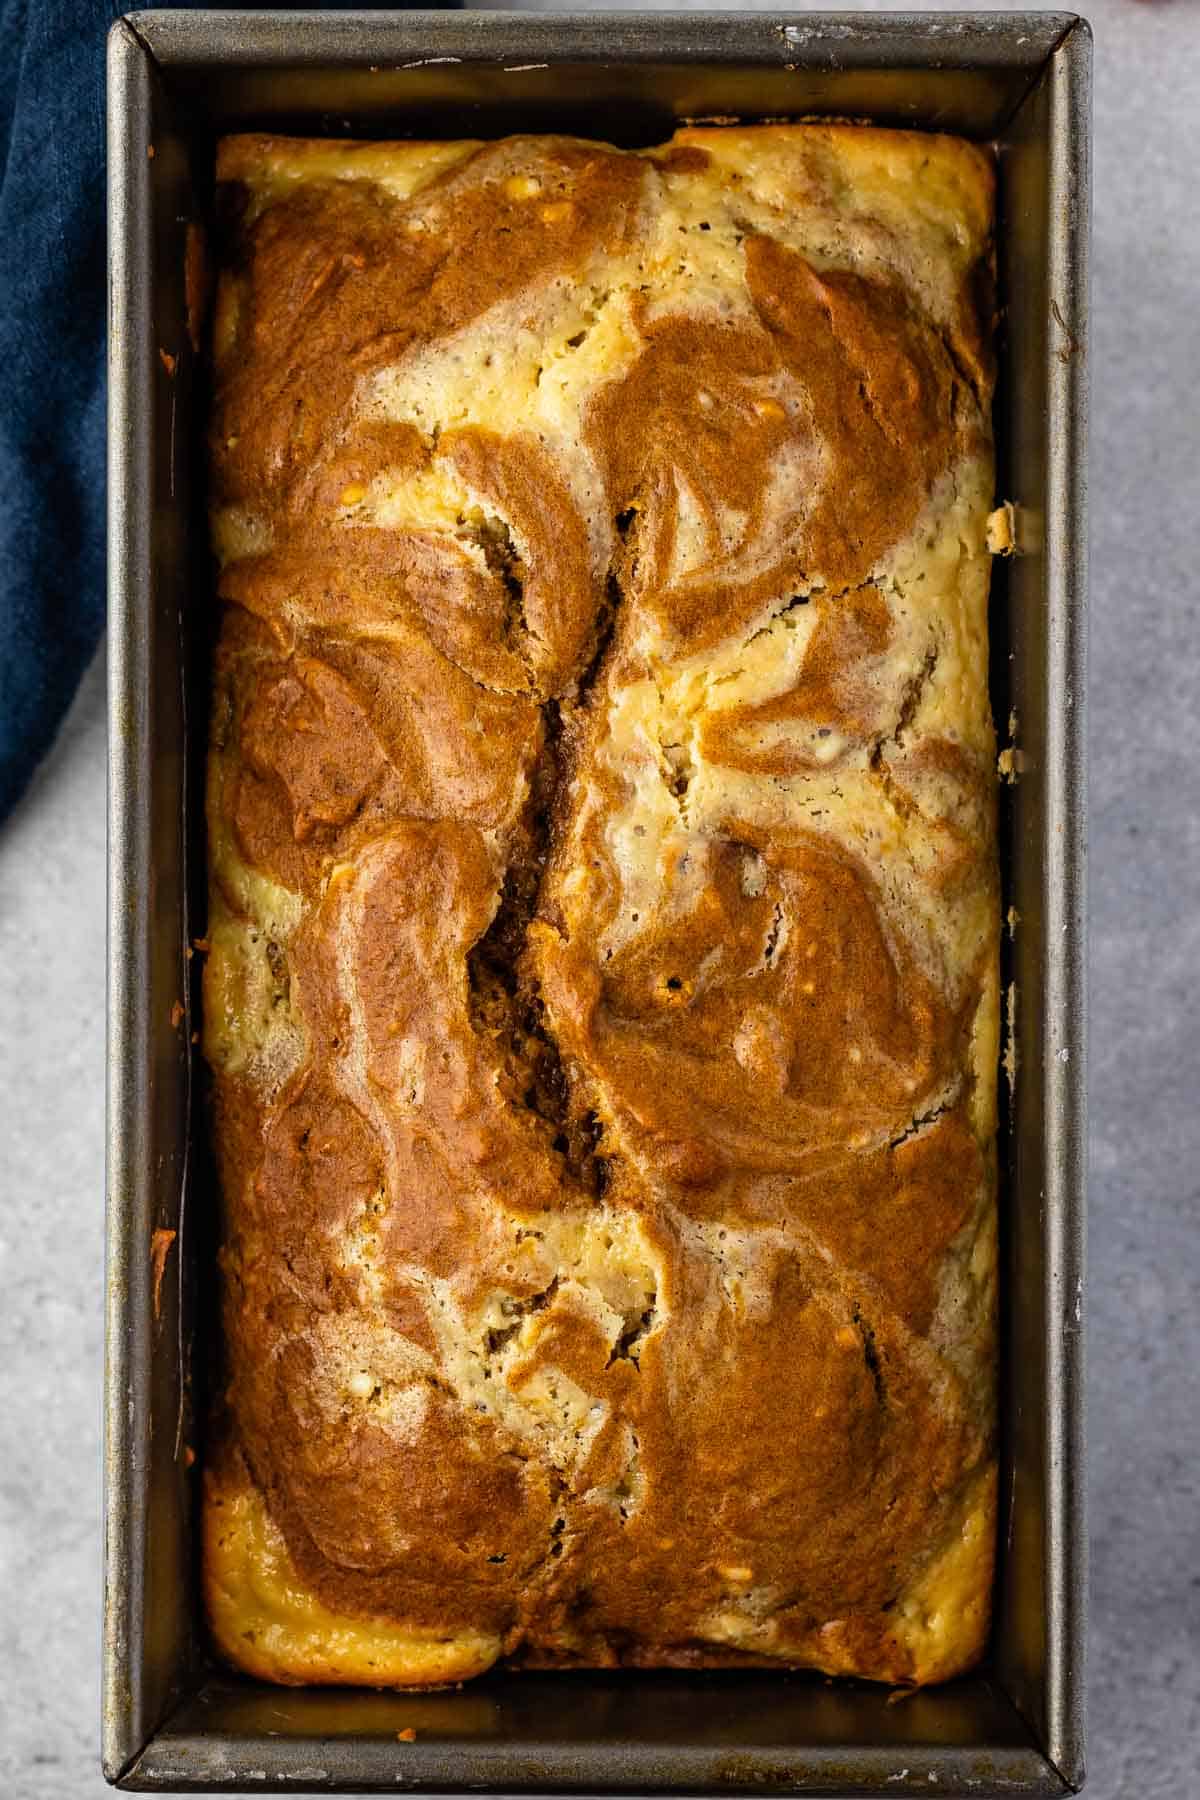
[{"left": 203, "top": 124, "right": 999, "bottom": 1689}]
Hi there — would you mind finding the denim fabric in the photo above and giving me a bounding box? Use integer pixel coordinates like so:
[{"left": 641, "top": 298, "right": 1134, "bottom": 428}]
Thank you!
[{"left": 0, "top": 0, "right": 118, "bottom": 820}]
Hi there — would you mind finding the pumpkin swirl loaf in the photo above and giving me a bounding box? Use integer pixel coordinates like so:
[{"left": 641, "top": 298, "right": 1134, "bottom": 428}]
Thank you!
[{"left": 202, "top": 124, "right": 999, "bottom": 1688}]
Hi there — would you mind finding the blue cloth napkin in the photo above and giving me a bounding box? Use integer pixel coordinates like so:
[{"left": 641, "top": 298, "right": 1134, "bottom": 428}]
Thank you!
[
  {"left": 0, "top": 0, "right": 117, "bottom": 821},
  {"left": 0, "top": 0, "right": 454, "bottom": 824}
]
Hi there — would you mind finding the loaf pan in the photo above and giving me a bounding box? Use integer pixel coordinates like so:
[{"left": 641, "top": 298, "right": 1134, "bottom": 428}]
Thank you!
[{"left": 105, "top": 11, "right": 1089, "bottom": 1794}]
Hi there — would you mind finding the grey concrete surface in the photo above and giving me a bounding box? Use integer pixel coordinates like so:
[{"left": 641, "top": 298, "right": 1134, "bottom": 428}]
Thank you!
[{"left": 1, "top": 0, "right": 1197, "bottom": 1794}]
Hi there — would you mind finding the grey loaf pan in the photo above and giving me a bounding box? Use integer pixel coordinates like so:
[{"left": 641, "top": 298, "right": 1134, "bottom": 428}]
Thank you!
[{"left": 104, "top": 11, "right": 1090, "bottom": 1795}]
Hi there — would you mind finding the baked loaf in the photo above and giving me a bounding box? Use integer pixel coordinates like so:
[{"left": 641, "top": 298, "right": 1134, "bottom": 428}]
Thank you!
[{"left": 202, "top": 124, "right": 999, "bottom": 1690}]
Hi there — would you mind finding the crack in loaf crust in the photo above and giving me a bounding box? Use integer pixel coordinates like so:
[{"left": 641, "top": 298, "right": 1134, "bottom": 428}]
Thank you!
[{"left": 202, "top": 123, "right": 1000, "bottom": 1690}]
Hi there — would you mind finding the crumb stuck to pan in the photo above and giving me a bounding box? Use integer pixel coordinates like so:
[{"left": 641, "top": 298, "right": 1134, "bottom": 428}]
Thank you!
[{"left": 150, "top": 1228, "right": 177, "bottom": 1323}]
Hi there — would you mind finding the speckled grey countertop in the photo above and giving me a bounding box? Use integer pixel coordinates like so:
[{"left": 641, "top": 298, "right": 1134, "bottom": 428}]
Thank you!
[{"left": 1, "top": 2, "right": 1196, "bottom": 1794}]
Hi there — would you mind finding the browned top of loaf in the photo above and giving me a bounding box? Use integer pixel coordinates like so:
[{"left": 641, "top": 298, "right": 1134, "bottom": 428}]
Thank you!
[{"left": 203, "top": 123, "right": 999, "bottom": 1688}]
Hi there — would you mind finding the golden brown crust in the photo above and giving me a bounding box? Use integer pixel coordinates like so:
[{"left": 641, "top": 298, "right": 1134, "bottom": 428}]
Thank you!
[{"left": 203, "top": 124, "right": 999, "bottom": 1690}]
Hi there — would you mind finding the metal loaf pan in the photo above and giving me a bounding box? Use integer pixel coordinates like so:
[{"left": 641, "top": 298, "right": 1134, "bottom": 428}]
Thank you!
[{"left": 105, "top": 11, "right": 1090, "bottom": 1794}]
